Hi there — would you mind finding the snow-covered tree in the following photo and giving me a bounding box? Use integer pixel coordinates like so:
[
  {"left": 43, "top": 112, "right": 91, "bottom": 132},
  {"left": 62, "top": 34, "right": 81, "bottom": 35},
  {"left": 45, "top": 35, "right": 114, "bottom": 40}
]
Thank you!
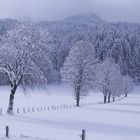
[
  {"left": 34, "top": 27, "right": 54, "bottom": 83},
  {"left": 61, "top": 41, "right": 98, "bottom": 106},
  {"left": 95, "top": 58, "right": 123, "bottom": 103},
  {"left": 0, "top": 24, "right": 46, "bottom": 114},
  {"left": 122, "top": 75, "right": 134, "bottom": 97}
]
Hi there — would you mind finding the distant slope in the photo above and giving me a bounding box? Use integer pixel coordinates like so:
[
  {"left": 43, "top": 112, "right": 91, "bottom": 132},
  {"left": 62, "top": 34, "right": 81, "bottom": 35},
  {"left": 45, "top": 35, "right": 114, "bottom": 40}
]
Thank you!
[{"left": 64, "top": 13, "right": 105, "bottom": 23}]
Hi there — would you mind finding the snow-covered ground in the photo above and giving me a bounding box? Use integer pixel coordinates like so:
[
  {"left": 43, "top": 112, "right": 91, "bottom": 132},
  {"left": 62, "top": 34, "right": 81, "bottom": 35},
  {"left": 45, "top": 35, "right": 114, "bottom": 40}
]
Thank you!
[
  {"left": 0, "top": 84, "right": 102, "bottom": 114},
  {"left": 0, "top": 84, "right": 140, "bottom": 140}
]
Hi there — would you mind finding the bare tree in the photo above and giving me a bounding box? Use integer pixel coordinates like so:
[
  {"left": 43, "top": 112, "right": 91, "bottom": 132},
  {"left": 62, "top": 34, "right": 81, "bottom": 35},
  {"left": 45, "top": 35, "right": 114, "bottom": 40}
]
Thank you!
[
  {"left": 0, "top": 24, "right": 46, "bottom": 114},
  {"left": 61, "top": 40, "right": 98, "bottom": 106}
]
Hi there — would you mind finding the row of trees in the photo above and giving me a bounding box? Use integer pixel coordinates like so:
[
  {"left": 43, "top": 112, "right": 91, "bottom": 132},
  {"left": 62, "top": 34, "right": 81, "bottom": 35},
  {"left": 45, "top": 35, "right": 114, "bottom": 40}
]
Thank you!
[
  {"left": 0, "top": 15, "right": 137, "bottom": 112},
  {"left": 61, "top": 41, "right": 134, "bottom": 106}
]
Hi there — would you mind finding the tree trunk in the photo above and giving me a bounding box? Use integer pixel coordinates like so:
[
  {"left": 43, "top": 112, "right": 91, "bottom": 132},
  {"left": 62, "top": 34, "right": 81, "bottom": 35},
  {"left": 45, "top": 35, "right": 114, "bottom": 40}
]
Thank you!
[
  {"left": 81, "top": 129, "right": 86, "bottom": 140},
  {"left": 7, "top": 85, "right": 17, "bottom": 114},
  {"left": 76, "top": 96, "right": 80, "bottom": 107},
  {"left": 113, "top": 96, "right": 115, "bottom": 102},
  {"left": 76, "top": 86, "right": 80, "bottom": 107},
  {"left": 108, "top": 93, "right": 111, "bottom": 103},
  {"left": 125, "top": 92, "right": 127, "bottom": 97},
  {"left": 104, "top": 95, "right": 107, "bottom": 103}
]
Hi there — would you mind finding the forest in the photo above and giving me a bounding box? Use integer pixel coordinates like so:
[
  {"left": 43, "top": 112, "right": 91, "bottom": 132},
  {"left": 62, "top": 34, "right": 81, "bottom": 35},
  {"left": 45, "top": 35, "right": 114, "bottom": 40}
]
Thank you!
[{"left": 0, "top": 14, "right": 139, "bottom": 85}]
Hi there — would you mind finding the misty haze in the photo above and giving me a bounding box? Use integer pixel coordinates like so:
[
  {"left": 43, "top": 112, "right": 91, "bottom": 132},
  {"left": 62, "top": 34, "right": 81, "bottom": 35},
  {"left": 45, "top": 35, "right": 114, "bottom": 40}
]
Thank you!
[
  {"left": 0, "top": 0, "right": 140, "bottom": 140},
  {"left": 0, "top": 0, "right": 139, "bottom": 23}
]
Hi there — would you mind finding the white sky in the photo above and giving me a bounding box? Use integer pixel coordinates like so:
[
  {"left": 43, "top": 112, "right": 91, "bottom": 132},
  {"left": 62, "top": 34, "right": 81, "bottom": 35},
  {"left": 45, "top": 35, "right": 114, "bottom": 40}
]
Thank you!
[{"left": 0, "top": 0, "right": 139, "bottom": 23}]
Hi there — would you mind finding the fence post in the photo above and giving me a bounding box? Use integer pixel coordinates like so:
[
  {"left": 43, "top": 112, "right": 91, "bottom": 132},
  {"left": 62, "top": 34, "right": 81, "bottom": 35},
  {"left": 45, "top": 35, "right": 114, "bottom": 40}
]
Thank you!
[
  {"left": 32, "top": 107, "right": 35, "bottom": 112},
  {"left": 23, "top": 108, "right": 26, "bottom": 113},
  {"left": 0, "top": 108, "right": 2, "bottom": 115},
  {"left": 6, "top": 126, "right": 9, "bottom": 138},
  {"left": 44, "top": 106, "right": 46, "bottom": 111},
  {"left": 28, "top": 107, "right": 30, "bottom": 112},
  {"left": 41, "top": 106, "right": 43, "bottom": 111},
  {"left": 37, "top": 108, "right": 39, "bottom": 112},
  {"left": 63, "top": 104, "right": 65, "bottom": 109},
  {"left": 81, "top": 129, "right": 86, "bottom": 140},
  {"left": 47, "top": 106, "right": 50, "bottom": 110}
]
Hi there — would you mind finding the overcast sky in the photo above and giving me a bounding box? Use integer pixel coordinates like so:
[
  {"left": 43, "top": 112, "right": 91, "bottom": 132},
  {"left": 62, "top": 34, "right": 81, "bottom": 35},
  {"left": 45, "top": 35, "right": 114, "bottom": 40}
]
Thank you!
[{"left": 0, "top": 0, "right": 139, "bottom": 23}]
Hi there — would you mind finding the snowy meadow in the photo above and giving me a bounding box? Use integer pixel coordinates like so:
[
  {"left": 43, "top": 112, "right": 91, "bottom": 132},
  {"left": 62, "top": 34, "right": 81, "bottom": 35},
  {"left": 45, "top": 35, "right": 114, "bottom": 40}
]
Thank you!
[{"left": 0, "top": 84, "right": 140, "bottom": 140}]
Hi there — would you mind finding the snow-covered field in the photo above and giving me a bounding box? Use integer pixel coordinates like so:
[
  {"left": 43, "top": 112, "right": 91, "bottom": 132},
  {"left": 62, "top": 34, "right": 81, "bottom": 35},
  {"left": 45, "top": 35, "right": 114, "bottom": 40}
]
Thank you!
[{"left": 0, "top": 84, "right": 140, "bottom": 140}]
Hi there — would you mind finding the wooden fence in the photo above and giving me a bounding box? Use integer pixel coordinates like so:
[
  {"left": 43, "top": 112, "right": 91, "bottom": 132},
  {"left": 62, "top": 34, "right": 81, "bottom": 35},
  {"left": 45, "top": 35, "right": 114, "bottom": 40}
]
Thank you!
[{"left": 0, "top": 103, "right": 76, "bottom": 115}]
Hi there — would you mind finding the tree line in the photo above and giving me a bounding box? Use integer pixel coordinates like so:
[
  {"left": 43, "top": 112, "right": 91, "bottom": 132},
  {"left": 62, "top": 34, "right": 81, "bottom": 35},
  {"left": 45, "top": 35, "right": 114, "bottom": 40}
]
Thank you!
[
  {"left": 0, "top": 14, "right": 138, "bottom": 112},
  {"left": 61, "top": 41, "right": 134, "bottom": 106}
]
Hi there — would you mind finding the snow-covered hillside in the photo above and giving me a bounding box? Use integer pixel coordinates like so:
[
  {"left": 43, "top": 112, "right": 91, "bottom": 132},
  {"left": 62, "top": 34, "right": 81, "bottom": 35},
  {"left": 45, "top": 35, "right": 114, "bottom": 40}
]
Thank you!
[{"left": 0, "top": 85, "right": 140, "bottom": 140}]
